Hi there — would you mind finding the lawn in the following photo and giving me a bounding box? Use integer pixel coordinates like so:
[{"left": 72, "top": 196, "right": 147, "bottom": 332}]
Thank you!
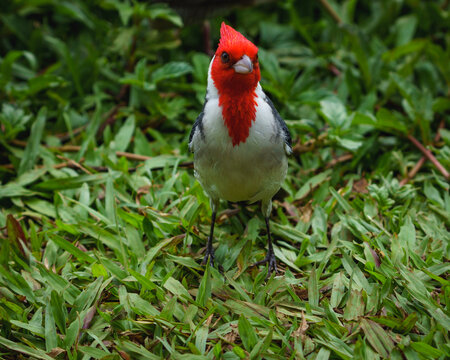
[{"left": 0, "top": 1, "right": 449, "bottom": 359}]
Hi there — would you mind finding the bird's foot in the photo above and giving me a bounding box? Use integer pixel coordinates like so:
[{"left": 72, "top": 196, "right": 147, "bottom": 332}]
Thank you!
[
  {"left": 253, "top": 251, "right": 277, "bottom": 278},
  {"left": 202, "top": 242, "right": 215, "bottom": 267}
]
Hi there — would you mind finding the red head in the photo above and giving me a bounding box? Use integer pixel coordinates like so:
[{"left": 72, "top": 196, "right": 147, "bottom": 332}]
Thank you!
[
  {"left": 211, "top": 22, "right": 260, "bottom": 94},
  {"left": 211, "top": 23, "right": 261, "bottom": 146}
]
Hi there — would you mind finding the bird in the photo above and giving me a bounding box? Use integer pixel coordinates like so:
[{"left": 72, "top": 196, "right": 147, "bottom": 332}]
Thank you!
[{"left": 189, "top": 22, "right": 292, "bottom": 276}]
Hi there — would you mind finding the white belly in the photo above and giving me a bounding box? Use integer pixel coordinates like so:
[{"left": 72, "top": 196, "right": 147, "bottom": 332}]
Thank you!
[{"left": 193, "top": 96, "right": 288, "bottom": 204}]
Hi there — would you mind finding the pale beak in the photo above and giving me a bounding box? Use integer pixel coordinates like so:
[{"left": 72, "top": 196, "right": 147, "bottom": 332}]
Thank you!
[{"left": 233, "top": 55, "right": 253, "bottom": 74}]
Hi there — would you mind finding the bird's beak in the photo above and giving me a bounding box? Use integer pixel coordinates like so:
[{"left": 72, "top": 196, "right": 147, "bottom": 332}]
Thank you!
[{"left": 233, "top": 55, "right": 253, "bottom": 74}]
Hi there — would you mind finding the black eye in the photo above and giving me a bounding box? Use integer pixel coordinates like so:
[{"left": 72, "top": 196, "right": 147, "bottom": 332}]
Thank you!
[{"left": 221, "top": 52, "right": 230, "bottom": 63}]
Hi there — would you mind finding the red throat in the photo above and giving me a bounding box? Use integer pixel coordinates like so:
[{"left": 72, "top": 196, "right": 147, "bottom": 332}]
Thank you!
[
  {"left": 211, "top": 23, "right": 260, "bottom": 146},
  {"left": 220, "top": 91, "right": 257, "bottom": 146}
]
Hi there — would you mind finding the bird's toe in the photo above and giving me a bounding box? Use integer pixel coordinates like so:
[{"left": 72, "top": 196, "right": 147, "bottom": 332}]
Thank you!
[
  {"left": 267, "top": 254, "right": 277, "bottom": 278},
  {"left": 202, "top": 249, "right": 215, "bottom": 267},
  {"left": 252, "top": 252, "right": 278, "bottom": 279}
]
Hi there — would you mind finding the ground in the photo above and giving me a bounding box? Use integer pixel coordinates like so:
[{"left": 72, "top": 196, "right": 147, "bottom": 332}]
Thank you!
[{"left": 0, "top": 1, "right": 449, "bottom": 359}]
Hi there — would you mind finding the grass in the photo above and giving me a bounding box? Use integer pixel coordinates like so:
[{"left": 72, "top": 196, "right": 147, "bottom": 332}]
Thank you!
[{"left": 0, "top": 0, "right": 449, "bottom": 359}]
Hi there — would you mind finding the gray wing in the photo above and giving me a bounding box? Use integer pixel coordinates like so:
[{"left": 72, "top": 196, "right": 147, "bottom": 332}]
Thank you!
[
  {"left": 264, "top": 94, "right": 292, "bottom": 154},
  {"left": 188, "top": 102, "right": 206, "bottom": 153}
]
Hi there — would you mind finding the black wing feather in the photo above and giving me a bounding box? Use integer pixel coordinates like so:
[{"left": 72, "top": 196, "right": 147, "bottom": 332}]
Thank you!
[
  {"left": 188, "top": 101, "right": 206, "bottom": 152},
  {"left": 264, "top": 94, "right": 292, "bottom": 151}
]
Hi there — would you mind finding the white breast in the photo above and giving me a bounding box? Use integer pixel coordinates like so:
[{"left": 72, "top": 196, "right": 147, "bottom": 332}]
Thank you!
[{"left": 191, "top": 82, "right": 288, "bottom": 205}]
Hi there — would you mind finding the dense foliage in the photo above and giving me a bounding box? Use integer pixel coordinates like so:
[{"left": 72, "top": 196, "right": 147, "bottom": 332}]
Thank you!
[{"left": 0, "top": 0, "right": 449, "bottom": 359}]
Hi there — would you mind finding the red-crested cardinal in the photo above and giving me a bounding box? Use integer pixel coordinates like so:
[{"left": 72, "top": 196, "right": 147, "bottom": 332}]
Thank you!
[{"left": 189, "top": 23, "right": 292, "bottom": 276}]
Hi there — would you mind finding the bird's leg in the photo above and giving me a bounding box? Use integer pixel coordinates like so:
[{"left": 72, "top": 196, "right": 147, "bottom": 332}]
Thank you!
[
  {"left": 202, "top": 210, "right": 216, "bottom": 267},
  {"left": 253, "top": 217, "right": 277, "bottom": 276},
  {"left": 265, "top": 217, "right": 277, "bottom": 275}
]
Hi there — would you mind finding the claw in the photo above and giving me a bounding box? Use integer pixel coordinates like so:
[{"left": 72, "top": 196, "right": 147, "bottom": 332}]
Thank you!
[
  {"left": 202, "top": 252, "right": 215, "bottom": 267},
  {"left": 252, "top": 251, "right": 277, "bottom": 279}
]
